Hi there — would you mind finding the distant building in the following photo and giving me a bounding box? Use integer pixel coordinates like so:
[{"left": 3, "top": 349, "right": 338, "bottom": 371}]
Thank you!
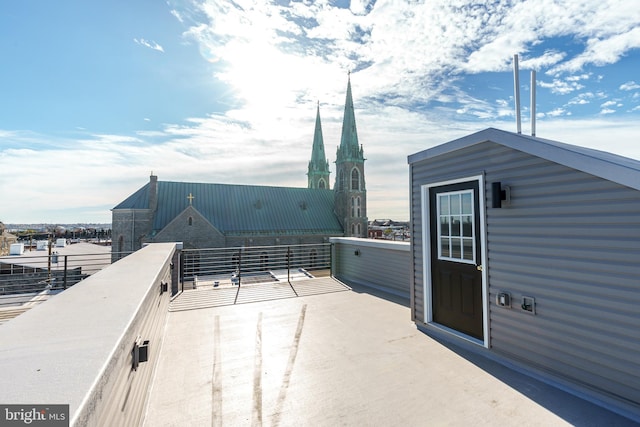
[
  {"left": 0, "top": 222, "right": 18, "bottom": 256},
  {"left": 368, "top": 219, "right": 410, "bottom": 240},
  {"left": 111, "top": 76, "right": 368, "bottom": 253}
]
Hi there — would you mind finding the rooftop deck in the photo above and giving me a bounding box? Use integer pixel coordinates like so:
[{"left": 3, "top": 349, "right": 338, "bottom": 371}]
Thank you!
[
  {"left": 1, "top": 241, "right": 637, "bottom": 426},
  {"left": 143, "top": 281, "right": 635, "bottom": 426}
]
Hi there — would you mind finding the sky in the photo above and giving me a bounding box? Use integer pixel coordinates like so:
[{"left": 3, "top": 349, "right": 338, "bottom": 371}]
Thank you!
[{"left": 1, "top": 0, "right": 639, "bottom": 224}]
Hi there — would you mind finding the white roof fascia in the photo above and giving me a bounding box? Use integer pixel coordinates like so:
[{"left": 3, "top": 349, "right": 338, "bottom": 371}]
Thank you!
[{"left": 408, "top": 128, "right": 640, "bottom": 191}]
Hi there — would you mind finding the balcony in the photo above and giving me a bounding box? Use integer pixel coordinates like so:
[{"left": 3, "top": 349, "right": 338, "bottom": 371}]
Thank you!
[{"left": 0, "top": 241, "right": 636, "bottom": 426}]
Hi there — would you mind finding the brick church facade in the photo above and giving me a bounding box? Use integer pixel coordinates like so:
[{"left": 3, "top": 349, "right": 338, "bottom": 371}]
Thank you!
[{"left": 111, "top": 76, "right": 367, "bottom": 253}]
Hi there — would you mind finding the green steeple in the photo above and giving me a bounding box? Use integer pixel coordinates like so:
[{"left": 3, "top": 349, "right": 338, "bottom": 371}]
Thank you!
[
  {"left": 334, "top": 74, "right": 367, "bottom": 238},
  {"left": 308, "top": 102, "right": 331, "bottom": 189},
  {"left": 336, "top": 73, "right": 364, "bottom": 163}
]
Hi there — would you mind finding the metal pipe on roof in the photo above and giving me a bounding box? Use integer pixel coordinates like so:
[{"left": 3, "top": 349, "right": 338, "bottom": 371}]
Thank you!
[
  {"left": 513, "top": 54, "right": 521, "bottom": 134},
  {"left": 531, "top": 70, "right": 536, "bottom": 137}
]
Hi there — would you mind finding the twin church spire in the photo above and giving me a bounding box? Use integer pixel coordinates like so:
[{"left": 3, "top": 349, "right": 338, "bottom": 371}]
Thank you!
[
  {"left": 307, "top": 75, "right": 367, "bottom": 237},
  {"left": 307, "top": 102, "right": 331, "bottom": 190}
]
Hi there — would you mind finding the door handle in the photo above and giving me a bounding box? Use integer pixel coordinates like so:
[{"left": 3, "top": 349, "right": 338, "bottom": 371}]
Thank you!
[{"left": 476, "top": 265, "right": 483, "bottom": 272}]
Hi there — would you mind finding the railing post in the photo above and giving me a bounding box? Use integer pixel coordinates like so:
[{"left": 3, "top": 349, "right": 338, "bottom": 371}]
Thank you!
[
  {"left": 180, "top": 251, "right": 184, "bottom": 293},
  {"left": 287, "top": 246, "right": 291, "bottom": 283},
  {"left": 238, "top": 248, "right": 242, "bottom": 288},
  {"left": 63, "top": 256, "right": 68, "bottom": 290},
  {"left": 171, "top": 247, "right": 180, "bottom": 296},
  {"left": 47, "top": 239, "right": 52, "bottom": 287},
  {"left": 329, "top": 242, "right": 334, "bottom": 277}
]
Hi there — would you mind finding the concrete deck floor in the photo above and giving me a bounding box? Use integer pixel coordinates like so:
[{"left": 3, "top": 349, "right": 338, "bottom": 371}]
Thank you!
[{"left": 143, "top": 282, "right": 637, "bottom": 427}]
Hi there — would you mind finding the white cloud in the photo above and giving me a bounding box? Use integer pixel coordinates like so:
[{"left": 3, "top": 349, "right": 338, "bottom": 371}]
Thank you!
[
  {"left": 567, "top": 92, "right": 593, "bottom": 105},
  {"left": 566, "top": 74, "right": 591, "bottom": 82},
  {"left": 538, "top": 79, "right": 584, "bottom": 95},
  {"left": 620, "top": 81, "right": 640, "bottom": 91},
  {"left": 134, "top": 38, "right": 165, "bottom": 52},
  {"left": 4, "top": 0, "right": 640, "bottom": 223},
  {"left": 551, "top": 27, "right": 640, "bottom": 73},
  {"left": 546, "top": 108, "right": 566, "bottom": 117},
  {"left": 170, "top": 9, "right": 184, "bottom": 23},
  {"left": 178, "top": 0, "right": 640, "bottom": 112}
]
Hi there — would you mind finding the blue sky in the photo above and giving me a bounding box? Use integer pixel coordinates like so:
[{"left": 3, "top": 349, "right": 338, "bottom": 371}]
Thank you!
[{"left": 1, "top": 0, "right": 639, "bottom": 224}]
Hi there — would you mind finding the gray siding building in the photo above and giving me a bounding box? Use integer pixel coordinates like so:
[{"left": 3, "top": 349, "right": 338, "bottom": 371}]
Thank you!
[{"left": 408, "top": 128, "right": 640, "bottom": 413}]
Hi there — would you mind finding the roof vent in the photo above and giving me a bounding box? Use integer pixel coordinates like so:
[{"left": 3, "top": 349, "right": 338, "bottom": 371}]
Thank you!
[
  {"left": 254, "top": 200, "right": 262, "bottom": 209},
  {"left": 299, "top": 201, "right": 307, "bottom": 210}
]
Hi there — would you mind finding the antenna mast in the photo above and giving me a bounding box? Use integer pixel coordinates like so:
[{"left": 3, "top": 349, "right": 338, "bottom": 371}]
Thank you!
[
  {"left": 530, "top": 70, "right": 536, "bottom": 137},
  {"left": 513, "top": 54, "right": 521, "bottom": 134}
]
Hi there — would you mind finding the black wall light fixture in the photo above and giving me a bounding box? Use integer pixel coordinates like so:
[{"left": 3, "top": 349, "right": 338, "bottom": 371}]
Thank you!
[
  {"left": 492, "top": 182, "right": 511, "bottom": 208},
  {"left": 132, "top": 338, "right": 150, "bottom": 371}
]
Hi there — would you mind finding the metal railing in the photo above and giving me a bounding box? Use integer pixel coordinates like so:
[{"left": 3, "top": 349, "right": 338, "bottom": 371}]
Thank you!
[
  {"left": 0, "top": 251, "right": 132, "bottom": 308},
  {"left": 180, "top": 243, "right": 332, "bottom": 291}
]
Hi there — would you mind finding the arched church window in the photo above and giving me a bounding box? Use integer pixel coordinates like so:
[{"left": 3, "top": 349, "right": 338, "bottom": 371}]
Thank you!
[
  {"left": 188, "top": 217, "right": 193, "bottom": 226},
  {"left": 351, "top": 224, "right": 356, "bottom": 235},
  {"left": 356, "top": 197, "right": 361, "bottom": 217},
  {"left": 351, "top": 168, "right": 360, "bottom": 191},
  {"left": 357, "top": 223, "right": 361, "bottom": 236},
  {"left": 318, "top": 179, "right": 326, "bottom": 189},
  {"left": 351, "top": 197, "right": 355, "bottom": 217}
]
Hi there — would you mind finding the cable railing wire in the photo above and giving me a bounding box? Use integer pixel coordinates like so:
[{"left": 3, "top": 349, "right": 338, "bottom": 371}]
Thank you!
[
  {"left": 180, "top": 243, "right": 332, "bottom": 290},
  {"left": 0, "top": 251, "right": 133, "bottom": 309}
]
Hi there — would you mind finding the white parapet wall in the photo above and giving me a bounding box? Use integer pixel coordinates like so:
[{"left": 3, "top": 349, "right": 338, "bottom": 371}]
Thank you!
[
  {"left": 330, "top": 237, "right": 410, "bottom": 299},
  {"left": 0, "top": 243, "right": 177, "bottom": 427}
]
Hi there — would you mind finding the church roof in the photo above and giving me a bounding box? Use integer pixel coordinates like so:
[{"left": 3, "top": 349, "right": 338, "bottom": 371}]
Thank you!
[{"left": 114, "top": 181, "right": 343, "bottom": 236}]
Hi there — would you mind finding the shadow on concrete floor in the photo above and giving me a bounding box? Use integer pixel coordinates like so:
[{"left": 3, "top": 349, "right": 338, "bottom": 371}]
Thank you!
[{"left": 345, "top": 280, "right": 639, "bottom": 426}]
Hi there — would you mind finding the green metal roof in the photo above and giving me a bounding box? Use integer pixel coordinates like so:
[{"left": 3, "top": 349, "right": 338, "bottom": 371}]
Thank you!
[{"left": 114, "top": 181, "right": 343, "bottom": 236}]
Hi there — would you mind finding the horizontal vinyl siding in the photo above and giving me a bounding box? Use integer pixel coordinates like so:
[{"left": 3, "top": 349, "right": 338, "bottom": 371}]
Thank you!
[
  {"left": 410, "top": 163, "right": 427, "bottom": 320},
  {"left": 334, "top": 241, "right": 410, "bottom": 298},
  {"left": 410, "top": 141, "right": 640, "bottom": 407},
  {"left": 93, "top": 254, "right": 173, "bottom": 427}
]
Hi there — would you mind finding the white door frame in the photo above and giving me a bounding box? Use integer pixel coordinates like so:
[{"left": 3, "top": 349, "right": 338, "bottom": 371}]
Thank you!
[{"left": 420, "top": 174, "right": 489, "bottom": 348}]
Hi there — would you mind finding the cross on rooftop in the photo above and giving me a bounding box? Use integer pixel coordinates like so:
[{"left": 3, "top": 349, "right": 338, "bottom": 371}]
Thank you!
[{"left": 187, "top": 193, "right": 195, "bottom": 205}]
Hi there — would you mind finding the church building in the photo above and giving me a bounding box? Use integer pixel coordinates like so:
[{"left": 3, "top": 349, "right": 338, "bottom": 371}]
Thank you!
[{"left": 111, "top": 76, "right": 367, "bottom": 253}]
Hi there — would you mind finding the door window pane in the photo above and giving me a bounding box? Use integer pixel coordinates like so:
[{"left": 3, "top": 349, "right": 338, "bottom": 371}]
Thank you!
[
  {"left": 439, "top": 195, "right": 449, "bottom": 215},
  {"left": 462, "top": 239, "right": 474, "bottom": 261},
  {"left": 440, "top": 237, "right": 450, "bottom": 258},
  {"left": 440, "top": 217, "right": 450, "bottom": 236},
  {"left": 451, "top": 218, "right": 461, "bottom": 236},
  {"left": 462, "top": 216, "right": 473, "bottom": 237},
  {"left": 451, "top": 239, "right": 461, "bottom": 259},
  {"left": 451, "top": 194, "right": 461, "bottom": 215},
  {"left": 461, "top": 193, "right": 472, "bottom": 214},
  {"left": 436, "top": 189, "right": 475, "bottom": 263}
]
